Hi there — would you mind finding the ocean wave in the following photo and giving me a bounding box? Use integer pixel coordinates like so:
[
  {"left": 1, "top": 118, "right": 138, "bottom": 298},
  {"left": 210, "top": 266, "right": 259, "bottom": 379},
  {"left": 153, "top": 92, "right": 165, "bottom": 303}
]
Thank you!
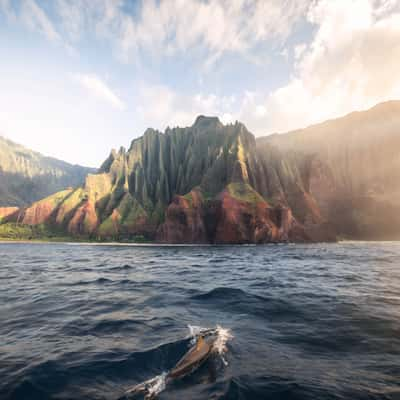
[
  {"left": 191, "top": 287, "right": 305, "bottom": 321},
  {"left": 191, "top": 287, "right": 249, "bottom": 300},
  {"left": 123, "top": 325, "right": 233, "bottom": 399},
  {"left": 109, "top": 264, "right": 135, "bottom": 271},
  {"left": 61, "top": 318, "right": 151, "bottom": 337},
  {"left": 2, "top": 242, "right": 400, "bottom": 400},
  {"left": 65, "top": 277, "right": 141, "bottom": 287},
  {"left": 64, "top": 277, "right": 114, "bottom": 286}
]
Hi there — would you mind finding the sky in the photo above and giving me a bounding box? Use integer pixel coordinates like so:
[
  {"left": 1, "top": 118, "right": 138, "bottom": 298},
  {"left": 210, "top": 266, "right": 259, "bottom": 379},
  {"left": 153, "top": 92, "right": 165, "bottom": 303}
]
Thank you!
[{"left": 0, "top": 0, "right": 400, "bottom": 167}]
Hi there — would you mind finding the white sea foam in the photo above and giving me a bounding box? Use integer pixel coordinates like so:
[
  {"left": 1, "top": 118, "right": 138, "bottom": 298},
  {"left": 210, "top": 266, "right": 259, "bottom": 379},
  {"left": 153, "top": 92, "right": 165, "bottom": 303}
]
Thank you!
[
  {"left": 187, "top": 324, "right": 209, "bottom": 344},
  {"left": 187, "top": 324, "right": 233, "bottom": 364},
  {"left": 125, "top": 372, "right": 167, "bottom": 399},
  {"left": 126, "top": 325, "right": 232, "bottom": 398},
  {"left": 143, "top": 372, "right": 167, "bottom": 399},
  {"left": 213, "top": 325, "right": 233, "bottom": 365}
]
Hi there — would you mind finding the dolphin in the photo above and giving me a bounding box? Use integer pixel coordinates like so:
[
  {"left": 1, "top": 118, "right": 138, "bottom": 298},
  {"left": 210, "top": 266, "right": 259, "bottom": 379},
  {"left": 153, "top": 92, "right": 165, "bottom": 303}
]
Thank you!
[
  {"left": 168, "top": 334, "right": 213, "bottom": 379},
  {"left": 125, "top": 328, "right": 219, "bottom": 399}
]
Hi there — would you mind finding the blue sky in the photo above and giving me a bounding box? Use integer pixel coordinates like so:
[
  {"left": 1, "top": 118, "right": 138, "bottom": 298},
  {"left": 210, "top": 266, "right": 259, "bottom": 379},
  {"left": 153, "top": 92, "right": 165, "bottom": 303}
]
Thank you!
[{"left": 0, "top": 0, "right": 400, "bottom": 167}]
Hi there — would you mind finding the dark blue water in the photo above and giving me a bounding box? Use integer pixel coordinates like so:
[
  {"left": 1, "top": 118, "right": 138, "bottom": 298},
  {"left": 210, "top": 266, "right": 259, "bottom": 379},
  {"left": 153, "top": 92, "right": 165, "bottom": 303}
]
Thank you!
[{"left": 1, "top": 242, "right": 400, "bottom": 400}]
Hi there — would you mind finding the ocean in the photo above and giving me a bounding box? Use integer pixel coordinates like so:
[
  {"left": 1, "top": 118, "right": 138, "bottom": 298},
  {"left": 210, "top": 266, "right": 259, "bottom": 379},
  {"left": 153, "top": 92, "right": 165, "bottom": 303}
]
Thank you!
[{"left": 1, "top": 242, "right": 399, "bottom": 399}]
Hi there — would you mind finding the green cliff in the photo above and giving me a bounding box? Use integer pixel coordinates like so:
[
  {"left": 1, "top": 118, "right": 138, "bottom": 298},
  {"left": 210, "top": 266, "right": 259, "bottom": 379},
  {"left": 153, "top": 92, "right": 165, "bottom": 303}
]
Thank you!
[
  {"left": 2, "top": 100, "right": 400, "bottom": 243},
  {"left": 0, "top": 136, "right": 95, "bottom": 207}
]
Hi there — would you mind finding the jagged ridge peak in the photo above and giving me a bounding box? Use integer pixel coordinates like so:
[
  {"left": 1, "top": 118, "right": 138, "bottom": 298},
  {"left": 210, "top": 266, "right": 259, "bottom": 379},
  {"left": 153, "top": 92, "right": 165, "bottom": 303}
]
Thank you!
[
  {"left": 193, "top": 115, "right": 223, "bottom": 129},
  {"left": 4, "top": 100, "right": 400, "bottom": 243}
]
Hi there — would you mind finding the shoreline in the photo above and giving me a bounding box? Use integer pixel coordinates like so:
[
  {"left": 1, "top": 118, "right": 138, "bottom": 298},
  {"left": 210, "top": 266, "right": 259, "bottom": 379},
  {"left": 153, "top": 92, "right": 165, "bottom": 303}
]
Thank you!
[{"left": 0, "top": 239, "right": 399, "bottom": 246}]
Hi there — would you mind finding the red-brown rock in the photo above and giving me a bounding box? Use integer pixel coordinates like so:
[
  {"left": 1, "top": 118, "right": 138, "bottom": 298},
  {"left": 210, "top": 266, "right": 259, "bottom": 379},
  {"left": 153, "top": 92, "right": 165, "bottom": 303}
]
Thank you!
[
  {"left": 0, "top": 207, "right": 19, "bottom": 222},
  {"left": 67, "top": 200, "right": 99, "bottom": 235},
  {"left": 157, "top": 190, "right": 208, "bottom": 243}
]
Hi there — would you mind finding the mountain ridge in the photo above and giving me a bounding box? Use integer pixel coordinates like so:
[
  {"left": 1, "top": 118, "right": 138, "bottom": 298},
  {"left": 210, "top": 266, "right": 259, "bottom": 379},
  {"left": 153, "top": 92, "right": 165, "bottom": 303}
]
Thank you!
[
  {"left": 260, "top": 99, "right": 400, "bottom": 239},
  {"left": 0, "top": 135, "right": 95, "bottom": 207},
  {"left": 2, "top": 100, "right": 400, "bottom": 243}
]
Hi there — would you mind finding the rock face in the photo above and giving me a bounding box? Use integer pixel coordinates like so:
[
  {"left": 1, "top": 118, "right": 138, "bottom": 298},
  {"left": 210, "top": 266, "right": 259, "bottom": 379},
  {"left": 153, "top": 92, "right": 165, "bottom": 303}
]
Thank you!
[
  {"left": 157, "top": 190, "right": 209, "bottom": 243},
  {"left": 4, "top": 100, "right": 400, "bottom": 242},
  {"left": 0, "top": 207, "right": 19, "bottom": 222},
  {"left": 2, "top": 115, "right": 334, "bottom": 243},
  {"left": 0, "top": 136, "right": 95, "bottom": 207},
  {"left": 156, "top": 184, "right": 314, "bottom": 244},
  {"left": 261, "top": 100, "right": 400, "bottom": 239}
]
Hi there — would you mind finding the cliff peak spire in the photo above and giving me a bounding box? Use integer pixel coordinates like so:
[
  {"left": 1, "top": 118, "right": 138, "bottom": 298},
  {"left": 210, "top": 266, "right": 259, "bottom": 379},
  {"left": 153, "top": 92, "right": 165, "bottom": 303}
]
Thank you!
[{"left": 193, "top": 115, "right": 222, "bottom": 129}]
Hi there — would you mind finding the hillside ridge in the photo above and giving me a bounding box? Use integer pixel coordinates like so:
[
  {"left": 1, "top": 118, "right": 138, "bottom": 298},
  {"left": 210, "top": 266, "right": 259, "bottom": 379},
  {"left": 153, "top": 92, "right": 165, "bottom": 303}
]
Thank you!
[{"left": 2, "top": 100, "right": 400, "bottom": 242}]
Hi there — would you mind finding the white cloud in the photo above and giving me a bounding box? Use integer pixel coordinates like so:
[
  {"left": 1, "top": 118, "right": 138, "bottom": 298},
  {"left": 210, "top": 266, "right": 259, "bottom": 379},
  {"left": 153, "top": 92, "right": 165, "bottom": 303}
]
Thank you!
[
  {"left": 1, "top": 0, "right": 69, "bottom": 45},
  {"left": 294, "top": 43, "right": 307, "bottom": 60},
  {"left": 244, "top": 0, "right": 400, "bottom": 135},
  {"left": 221, "top": 113, "right": 234, "bottom": 124},
  {"left": 49, "top": 0, "right": 309, "bottom": 65},
  {"left": 55, "top": 0, "right": 86, "bottom": 42},
  {"left": 20, "top": 0, "right": 61, "bottom": 43},
  {"left": 2, "top": 0, "right": 309, "bottom": 68},
  {"left": 73, "top": 73, "right": 125, "bottom": 110},
  {"left": 0, "top": 0, "right": 15, "bottom": 21},
  {"left": 135, "top": 83, "right": 238, "bottom": 130},
  {"left": 2, "top": 0, "right": 311, "bottom": 54},
  {"left": 3, "top": 0, "right": 400, "bottom": 145}
]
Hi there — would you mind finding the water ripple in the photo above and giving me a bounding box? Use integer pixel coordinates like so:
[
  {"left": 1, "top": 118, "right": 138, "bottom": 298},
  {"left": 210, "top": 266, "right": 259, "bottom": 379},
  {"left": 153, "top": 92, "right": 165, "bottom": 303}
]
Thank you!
[{"left": 1, "top": 242, "right": 400, "bottom": 399}]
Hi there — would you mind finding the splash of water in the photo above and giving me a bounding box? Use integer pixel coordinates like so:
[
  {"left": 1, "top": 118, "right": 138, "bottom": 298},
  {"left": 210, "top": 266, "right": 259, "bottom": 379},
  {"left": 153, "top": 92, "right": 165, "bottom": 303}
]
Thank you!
[
  {"left": 187, "top": 324, "right": 209, "bottom": 345},
  {"left": 125, "top": 372, "right": 167, "bottom": 399},
  {"left": 144, "top": 372, "right": 167, "bottom": 399},
  {"left": 125, "top": 325, "right": 232, "bottom": 398},
  {"left": 187, "top": 324, "right": 233, "bottom": 365},
  {"left": 213, "top": 325, "right": 233, "bottom": 365}
]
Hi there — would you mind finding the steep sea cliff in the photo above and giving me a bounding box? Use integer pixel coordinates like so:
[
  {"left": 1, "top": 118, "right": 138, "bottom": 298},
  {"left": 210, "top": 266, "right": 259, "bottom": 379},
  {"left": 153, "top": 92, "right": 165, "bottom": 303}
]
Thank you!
[{"left": 2, "top": 101, "right": 400, "bottom": 243}]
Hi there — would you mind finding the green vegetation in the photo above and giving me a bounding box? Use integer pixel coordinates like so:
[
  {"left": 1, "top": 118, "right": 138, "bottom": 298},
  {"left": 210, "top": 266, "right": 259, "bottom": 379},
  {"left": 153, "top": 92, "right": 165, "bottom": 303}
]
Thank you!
[
  {"left": 97, "top": 193, "right": 148, "bottom": 238},
  {"left": 61, "top": 188, "right": 85, "bottom": 209},
  {"left": 36, "top": 189, "right": 73, "bottom": 208},
  {"left": 150, "top": 201, "right": 165, "bottom": 225},
  {"left": 123, "top": 200, "right": 147, "bottom": 226},
  {"left": 98, "top": 214, "right": 118, "bottom": 237},
  {"left": 199, "top": 190, "right": 213, "bottom": 201},
  {"left": 183, "top": 192, "right": 194, "bottom": 206},
  {"left": 94, "top": 234, "right": 151, "bottom": 243},
  {"left": 227, "top": 182, "right": 265, "bottom": 203},
  {"left": 0, "top": 222, "right": 153, "bottom": 243},
  {"left": 0, "top": 223, "right": 69, "bottom": 241},
  {"left": 55, "top": 188, "right": 86, "bottom": 225},
  {"left": 0, "top": 136, "right": 93, "bottom": 207}
]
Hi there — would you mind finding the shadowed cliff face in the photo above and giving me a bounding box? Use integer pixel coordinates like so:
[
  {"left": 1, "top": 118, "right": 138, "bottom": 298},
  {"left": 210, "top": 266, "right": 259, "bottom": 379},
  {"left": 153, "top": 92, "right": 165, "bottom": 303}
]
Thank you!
[
  {"left": 4, "top": 115, "right": 333, "bottom": 243},
  {"left": 4, "top": 101, "right": 400, "bottom": 243},
  {"left": 0, "top": 207, "right": 19, "bottom": 222},
  {"left": 260, "top": 100, "right": 400, "bottom": 239},
  {"left": 0, "top": 136, "right": 95, "bottom": 207}
]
